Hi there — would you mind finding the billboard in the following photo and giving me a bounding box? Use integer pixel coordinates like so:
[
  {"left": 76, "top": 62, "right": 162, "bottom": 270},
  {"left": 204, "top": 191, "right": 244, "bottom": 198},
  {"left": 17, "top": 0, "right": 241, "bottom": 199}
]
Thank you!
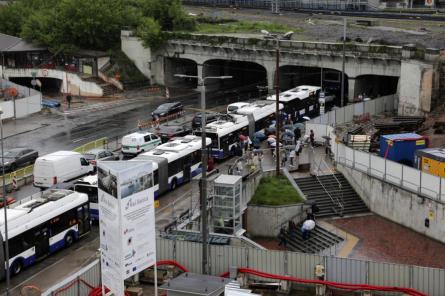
[{"left": 98, "top": 161, "right": 156, "bottom": 296}]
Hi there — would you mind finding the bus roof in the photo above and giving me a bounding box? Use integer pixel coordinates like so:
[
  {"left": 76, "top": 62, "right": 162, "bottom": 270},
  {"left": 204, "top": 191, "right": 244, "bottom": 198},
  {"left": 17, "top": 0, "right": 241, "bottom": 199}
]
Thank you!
[
  {"left": 0, "top": 189, "right": 88, "bottom": 239},
  {"left": 75, "top": 174, "right": 98, "bottom": 186},
  {"left": 137, "top": 135, "right": 211, "bottom": 163},
  {"left": 204, "top": 115, "right": 249, "bottom": 137},
  {"left": 235, "top": 100, "right": 283, "bottom": 120},
  {"left": 267, "top": 85, "right": 320, "bottom": 103}
]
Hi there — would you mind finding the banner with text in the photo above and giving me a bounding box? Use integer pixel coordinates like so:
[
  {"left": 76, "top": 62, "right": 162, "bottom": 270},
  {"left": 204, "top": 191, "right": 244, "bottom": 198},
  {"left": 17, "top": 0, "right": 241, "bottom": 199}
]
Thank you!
[{"left": 98, "top": 161, "right": 156, "bottom": 296}]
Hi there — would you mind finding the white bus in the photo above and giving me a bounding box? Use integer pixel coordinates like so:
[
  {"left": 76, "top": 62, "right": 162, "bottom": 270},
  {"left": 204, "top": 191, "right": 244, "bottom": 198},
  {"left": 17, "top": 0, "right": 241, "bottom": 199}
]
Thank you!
[
  {"left": 0, "top": 189, "right": 90, "bottom": 277},
  {"left": 134, "top": 135, "right": 211, "bottom": 198},
  {"left": 267, "top": 85, "right": 320, "bottom": 121},
  {"left": 73, "top": 175, "right": 99, "bottom": 222},
  {"left": 196, "top": 100, "right": 283, "bottom": 160}
]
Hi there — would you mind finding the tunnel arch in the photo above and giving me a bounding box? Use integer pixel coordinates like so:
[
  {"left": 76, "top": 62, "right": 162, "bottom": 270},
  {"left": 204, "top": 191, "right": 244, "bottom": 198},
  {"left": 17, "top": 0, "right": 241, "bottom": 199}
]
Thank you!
[
  {"left": 8, "top": 77, "right": 63, "bottom": 95},
  {"left": 164, "top": 57, "right": 198, "bottom": 89},
  {"left": 277, "top": 65, "right": 349, "bottom": 106},
  {"left": 202, "top": 59, "right": 267, "bottom": 97},
  {"left": 353, "top": 75, "right": 399, "bottom": 99}
]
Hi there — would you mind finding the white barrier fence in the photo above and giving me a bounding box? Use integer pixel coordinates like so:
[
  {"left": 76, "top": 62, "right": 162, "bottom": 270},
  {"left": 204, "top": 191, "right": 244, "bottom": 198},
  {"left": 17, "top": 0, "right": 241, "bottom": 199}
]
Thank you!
[
  {"left": 44, "top": 238, "right": 445, "bottom": 296},
  {"left": 306, "top": 94, "right": 445, "bottom": 202},
  {"left": 0, "top": 79, "right": 42, "bottom": 119}
]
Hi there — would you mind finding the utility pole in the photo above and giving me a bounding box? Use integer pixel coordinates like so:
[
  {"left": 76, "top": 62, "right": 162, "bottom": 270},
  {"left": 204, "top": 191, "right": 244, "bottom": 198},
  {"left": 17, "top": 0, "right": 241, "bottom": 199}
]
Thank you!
[
  {"left": 174, "top": 73, "right": 232, "bottom": 275},
  {"left": 275, "top": 38, "right": 281, "bottom": 175},
  {"left": 340, "top": 18, "right": 346, "bottom": 107},
  {"left": 1, "top": 108, "right": 10, "bottom": 296}
]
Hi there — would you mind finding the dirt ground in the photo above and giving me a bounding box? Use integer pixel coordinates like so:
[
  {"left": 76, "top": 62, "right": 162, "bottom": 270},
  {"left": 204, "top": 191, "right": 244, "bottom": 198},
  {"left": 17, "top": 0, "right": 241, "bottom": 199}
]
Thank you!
[{"left": 185, "top": 5, "right": 445, "bottom": 48}]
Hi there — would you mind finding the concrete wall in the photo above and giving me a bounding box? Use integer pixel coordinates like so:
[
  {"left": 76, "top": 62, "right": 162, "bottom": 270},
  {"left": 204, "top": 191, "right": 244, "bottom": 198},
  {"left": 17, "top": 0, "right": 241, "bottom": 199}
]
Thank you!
[
  {"left": 246, "top": 203, "right": 306, "bottom": 237},
  {"left": 337, "top": 163, "right": 445, "bottom": 244},
  {"left": 121, "top": 32, "right": 156, "bottom": 83},
  {"left": 398, "top": 60, "right": 434, "bottom": 115}
]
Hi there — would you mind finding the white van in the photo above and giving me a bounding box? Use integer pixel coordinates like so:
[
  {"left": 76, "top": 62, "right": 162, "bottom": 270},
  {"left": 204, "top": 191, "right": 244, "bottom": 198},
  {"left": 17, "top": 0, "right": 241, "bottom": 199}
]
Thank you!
[
  {"left": 121, "top": 132, "right": 161, "bottom": 155},
  {"left": 33, "top": 151, "right": 93, "bottom": 188},
  {"left": 227, "top": 102, "right": 250, "bottom": 114}
]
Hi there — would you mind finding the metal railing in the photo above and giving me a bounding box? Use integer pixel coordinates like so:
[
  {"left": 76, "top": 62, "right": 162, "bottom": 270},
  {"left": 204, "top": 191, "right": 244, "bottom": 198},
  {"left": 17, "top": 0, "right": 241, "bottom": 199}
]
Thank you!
[{"left": 72, "top": 137, "right": 108, "bottom": 154}]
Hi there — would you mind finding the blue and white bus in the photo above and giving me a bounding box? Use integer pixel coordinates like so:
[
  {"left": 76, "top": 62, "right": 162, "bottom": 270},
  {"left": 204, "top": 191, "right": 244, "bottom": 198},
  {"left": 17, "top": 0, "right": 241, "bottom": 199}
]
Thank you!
[
  {"left": 196, "top": 100, "right": 283, "bottom": 160},
  {"left": 267, "top": 85, "right": 320, "bottom": 121},
  {"left": 0, "top": 189, "right": 90, "bottom": 277},
  {"left": 73, "top": 175, "right": 99, "bottom": 221},
  {"left": 134, "top": 135, "right": 211, "bottom": 198}
]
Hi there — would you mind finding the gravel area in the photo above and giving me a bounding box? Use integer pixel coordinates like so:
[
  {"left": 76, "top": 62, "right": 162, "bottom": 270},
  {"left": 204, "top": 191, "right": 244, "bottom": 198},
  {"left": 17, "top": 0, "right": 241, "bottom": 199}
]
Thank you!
[{"left": 185, "top": 5, "right": 445, "bottom": 48}]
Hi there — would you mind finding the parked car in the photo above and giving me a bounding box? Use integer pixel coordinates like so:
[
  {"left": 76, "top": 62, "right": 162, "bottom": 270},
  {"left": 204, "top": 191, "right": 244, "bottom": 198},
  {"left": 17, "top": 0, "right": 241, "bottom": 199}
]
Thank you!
[
  {"left": 192, "top": 113, "right": 219, "bottom": 129},
  {"left": 150, "top": 125, "right": 192, "bottom": 143},
  {"left": 0, "top": 148, "right": 39, "bottom": 172},
  {"left": 0, "top": 196, "right": 16, "bottom": 208},
  {"left": 121, "top": 132, "right": 162, "bottom": 156},
  {"left": 84, "top": 148, "right": 119, "bottom": 166},
  {"left": 152, "top": 102, "right": 184, "bottom": 120},
  {"left": 42, "top": 99, "right": 61, "bottom": 108},
  {"left": 33, "top": 151, "right": 94, "bottom": 188}
]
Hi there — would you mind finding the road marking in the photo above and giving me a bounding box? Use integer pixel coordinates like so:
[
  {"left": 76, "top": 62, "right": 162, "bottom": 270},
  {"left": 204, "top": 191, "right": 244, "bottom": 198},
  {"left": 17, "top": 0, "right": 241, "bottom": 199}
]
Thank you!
[
  {"left": 10, "top": 257, "right": 66, "bottom": 292},
  {"left": 72, "top": 137, "right": 86, "bottom": 143}
]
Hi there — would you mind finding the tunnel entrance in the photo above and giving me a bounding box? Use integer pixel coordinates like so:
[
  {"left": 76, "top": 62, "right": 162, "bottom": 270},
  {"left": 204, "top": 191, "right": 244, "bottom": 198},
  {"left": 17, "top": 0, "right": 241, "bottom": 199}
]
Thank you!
[
  {"left": 279, "top": 66, "right": 348, "bottom": 106},
  {"left": 8, "top": 77, "right": 62, "bottom": 96},
  {"left": 202, "top": 60, "right": 267, "bottom": 101},
  {"left": 164, "top": 58, "right": 198, "bottom": 89},
  {"left": 354, "top": 75, "right": 399, "bottom": 98}
]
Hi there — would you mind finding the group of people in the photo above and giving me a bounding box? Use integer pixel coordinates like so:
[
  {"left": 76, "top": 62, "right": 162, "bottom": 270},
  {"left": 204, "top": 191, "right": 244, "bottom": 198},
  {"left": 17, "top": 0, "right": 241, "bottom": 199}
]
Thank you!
[{"left": 278, "top": 204, "right": 320, "bottom": 247}]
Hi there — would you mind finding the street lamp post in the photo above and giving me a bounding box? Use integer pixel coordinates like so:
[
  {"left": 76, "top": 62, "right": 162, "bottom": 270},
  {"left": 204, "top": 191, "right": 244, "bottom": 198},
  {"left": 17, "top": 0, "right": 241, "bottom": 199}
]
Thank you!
[
  {"left": 174, "top": 74, "right": 232, "bottom": 275},
  {"left": 0, "top": 107, "right": 10, "bottom": 296},
  {"left": 261, "top": 30, "right": 293, "bottom": 175}
]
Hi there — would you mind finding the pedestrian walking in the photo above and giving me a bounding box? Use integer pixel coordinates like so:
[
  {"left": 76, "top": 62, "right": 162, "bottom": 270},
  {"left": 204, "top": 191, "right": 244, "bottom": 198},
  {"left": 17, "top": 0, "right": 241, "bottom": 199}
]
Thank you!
[
  {"left": 310, "top": 130, "right": 315, "bottom": 147},
  {"left": 66, "top": 94, "right": 72, "bottom": 109},
  {"left": 301, "top": 219, "right": 316, "bottom": 240},
  {"left": 289, "top": 149, "right": 295, "bottom": 166},
  {"left": 278, "top": 227, "right": 287, "bottom": 247},
  {"left": 294, "top": 127, "right": 301, "bottom": 144},
  {"left": 281, "top": 151, "right": 287, "bottom": 167}
]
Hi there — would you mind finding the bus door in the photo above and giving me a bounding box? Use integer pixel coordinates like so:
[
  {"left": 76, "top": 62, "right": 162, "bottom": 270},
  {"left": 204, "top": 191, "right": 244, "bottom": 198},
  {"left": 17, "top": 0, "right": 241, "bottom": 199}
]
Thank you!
[
  {"left": 77, "top": 204, "right": 91, "bottom": 236},
  {"left": 32, "top": 224, "right": 50, "bottom": 258},
  {"left": 182, "top": 155, "right": 192, "bottom": 183}
]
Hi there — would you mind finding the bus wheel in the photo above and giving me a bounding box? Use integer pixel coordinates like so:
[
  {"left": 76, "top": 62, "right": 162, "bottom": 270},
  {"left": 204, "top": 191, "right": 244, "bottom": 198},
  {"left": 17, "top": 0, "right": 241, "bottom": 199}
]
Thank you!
[
  {"left": 65, "top": 233, "right": 75, "bottom": 247},
  {"left": 171, "top": 179, "right": 177, "bottom": 190},
  {"left": 11, "top": 261, "right": 22, "bottom": 275}
]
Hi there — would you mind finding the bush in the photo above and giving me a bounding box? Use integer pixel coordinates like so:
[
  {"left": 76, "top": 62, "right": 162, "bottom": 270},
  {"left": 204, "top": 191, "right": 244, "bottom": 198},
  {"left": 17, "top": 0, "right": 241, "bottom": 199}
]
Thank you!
[{"left": 250, "top": 176, "right": 303, "bottom": 206}]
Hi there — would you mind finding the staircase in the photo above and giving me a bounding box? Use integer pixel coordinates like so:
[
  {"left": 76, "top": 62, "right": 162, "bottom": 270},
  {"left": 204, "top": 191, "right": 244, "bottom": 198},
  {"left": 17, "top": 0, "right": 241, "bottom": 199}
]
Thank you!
[
  {"left": 82, "top": 76, "right": 121, "bottom": 97},
  {"left": 282, "top": 225, "right": 343, "bottom": 254},
  {"left": 295, "top": 173, "right": 369, "bottom": 218}
]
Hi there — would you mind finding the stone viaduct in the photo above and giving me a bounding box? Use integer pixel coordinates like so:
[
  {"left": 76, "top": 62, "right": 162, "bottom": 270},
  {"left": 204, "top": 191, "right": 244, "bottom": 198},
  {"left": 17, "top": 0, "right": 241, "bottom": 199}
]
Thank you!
[{"left": 122, "top": 31, "right": 442, "bottom": 116}]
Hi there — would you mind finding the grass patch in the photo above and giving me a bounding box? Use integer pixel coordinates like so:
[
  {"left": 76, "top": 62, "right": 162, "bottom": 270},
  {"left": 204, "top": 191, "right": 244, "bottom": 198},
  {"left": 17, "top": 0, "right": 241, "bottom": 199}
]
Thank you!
[
  {"left": 250, "top": 176, "right": 303, "bottom": 206},
  {"left": 195, "top": 20, "right": 299, "bottom": 34}
]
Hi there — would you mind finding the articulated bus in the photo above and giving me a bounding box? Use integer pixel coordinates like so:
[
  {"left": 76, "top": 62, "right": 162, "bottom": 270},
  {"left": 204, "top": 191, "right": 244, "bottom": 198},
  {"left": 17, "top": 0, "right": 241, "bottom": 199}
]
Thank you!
[
  {"left": 0, "top": 189, "right": 90, "bottom": 277},
  {"left": 134, "top": 135, "right": 211, "bottom": 198},
  {"left": 196, "top": 100, "right": 283, "bottom": 160},
  {"left": 267, "top": 85, "right": 321, "bottom": 121}
]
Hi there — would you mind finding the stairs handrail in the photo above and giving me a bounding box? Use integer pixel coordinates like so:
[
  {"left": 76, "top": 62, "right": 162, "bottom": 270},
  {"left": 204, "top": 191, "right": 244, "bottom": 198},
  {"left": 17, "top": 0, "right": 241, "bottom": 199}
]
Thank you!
[{"left": 312, "top": 148, "right": 344, "bottom": 216}]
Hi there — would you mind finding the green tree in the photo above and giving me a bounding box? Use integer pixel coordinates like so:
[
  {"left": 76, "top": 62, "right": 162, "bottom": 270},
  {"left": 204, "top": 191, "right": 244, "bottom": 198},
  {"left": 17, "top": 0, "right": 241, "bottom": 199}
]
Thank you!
[{"left": 135, "top": 17, "right": 166, "bottom": 50}]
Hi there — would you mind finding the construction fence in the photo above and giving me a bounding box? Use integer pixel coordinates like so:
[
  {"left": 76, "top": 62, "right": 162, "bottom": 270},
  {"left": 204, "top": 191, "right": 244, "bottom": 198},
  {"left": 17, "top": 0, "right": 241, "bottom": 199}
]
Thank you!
[
  {"left": 44, "top": 238, "right": 445, "bottom": 296},
  {"left": 305, "top": 94, "right": 445, "bottom": 202}
]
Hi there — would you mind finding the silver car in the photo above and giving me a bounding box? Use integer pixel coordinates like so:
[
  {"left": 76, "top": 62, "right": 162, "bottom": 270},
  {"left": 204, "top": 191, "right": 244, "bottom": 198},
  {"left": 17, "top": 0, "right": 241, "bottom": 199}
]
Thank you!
[{"left": 84, "top": 148, "right": 119, "bottom": 166}]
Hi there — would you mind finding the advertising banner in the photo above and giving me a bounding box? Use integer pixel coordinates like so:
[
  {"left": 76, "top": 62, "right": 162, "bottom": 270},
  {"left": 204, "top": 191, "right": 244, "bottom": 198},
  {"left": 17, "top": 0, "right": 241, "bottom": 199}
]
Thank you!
[{"left": 98, "top": 161, "right": 156, "bottom": 296}]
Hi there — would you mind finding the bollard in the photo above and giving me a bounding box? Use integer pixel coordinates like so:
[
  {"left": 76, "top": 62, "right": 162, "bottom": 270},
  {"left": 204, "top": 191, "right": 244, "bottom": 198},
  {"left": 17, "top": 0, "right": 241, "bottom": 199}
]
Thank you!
[{"left": 12, "top": 173, "right": 18, "bottom": 191}]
